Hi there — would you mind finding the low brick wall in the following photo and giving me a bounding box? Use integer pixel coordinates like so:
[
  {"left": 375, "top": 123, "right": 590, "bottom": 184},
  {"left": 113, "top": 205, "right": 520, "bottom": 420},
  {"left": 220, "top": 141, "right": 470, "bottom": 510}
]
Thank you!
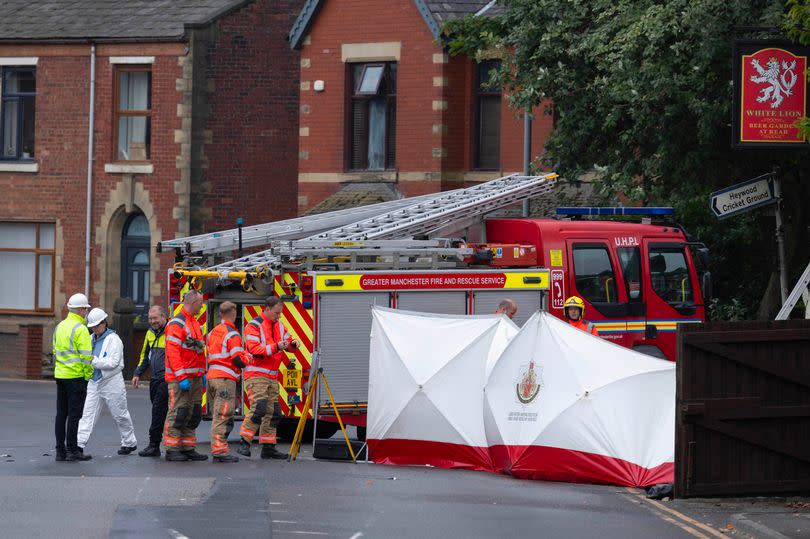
[{"left": 0, "top": 324, "right": 44, "bottom": 379}]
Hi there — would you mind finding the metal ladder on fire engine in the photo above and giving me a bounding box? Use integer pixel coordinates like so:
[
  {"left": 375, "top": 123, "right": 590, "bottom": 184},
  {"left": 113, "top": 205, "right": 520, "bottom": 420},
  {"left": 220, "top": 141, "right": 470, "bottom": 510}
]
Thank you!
[
  {"left": 199, "top": 173, "right": 557, "bottom": 276},
  {"left": 775, "top": 260, "right": 810, "bottom": 320},
  {"left": 157, "top": 191, "right": 451, "bottom": 256}
]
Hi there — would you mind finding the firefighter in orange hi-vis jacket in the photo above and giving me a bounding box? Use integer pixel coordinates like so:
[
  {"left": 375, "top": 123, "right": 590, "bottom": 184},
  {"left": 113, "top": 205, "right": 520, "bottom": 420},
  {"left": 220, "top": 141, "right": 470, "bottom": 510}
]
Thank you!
[
  {"left": 239, "top": 295, "right": 298, "bottom": 460},
  {"left": 164, "top": 289, "right": 208, "bottom": 462},
  {"left": 206, "top": 301, "right": 249, "bottom": 463},
  {"left": 563, "top": 296, "right": 600, "bottom": 336}
]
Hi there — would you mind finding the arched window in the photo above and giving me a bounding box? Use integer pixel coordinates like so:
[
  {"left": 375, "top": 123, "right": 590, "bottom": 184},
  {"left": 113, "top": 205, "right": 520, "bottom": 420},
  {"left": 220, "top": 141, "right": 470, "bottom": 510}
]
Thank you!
[{"left": 121, "top": 213, "right": 150, "bottom": 320}]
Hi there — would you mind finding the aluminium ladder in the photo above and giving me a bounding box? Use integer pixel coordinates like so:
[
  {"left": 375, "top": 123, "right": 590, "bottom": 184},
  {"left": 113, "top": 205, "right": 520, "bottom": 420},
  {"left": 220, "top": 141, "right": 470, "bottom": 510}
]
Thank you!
[
  {"left": 158, "top": 191, "right": 451, "bottom": 256},
  {"left": 198, "top": 173, "right": 557, "bottom": 276},
  {"left": 775, "top": 260, "right": 810, "bottom": 320}
]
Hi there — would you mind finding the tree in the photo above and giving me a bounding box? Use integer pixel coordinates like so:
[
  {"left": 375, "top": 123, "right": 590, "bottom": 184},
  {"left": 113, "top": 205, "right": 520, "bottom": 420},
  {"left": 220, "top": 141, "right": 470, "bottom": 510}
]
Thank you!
[
  {"left": 785, "top": 0, "right": 810, "bottom": 140},
  {"left": 445, "top": 0, "right": 809, "bottom": 319}
]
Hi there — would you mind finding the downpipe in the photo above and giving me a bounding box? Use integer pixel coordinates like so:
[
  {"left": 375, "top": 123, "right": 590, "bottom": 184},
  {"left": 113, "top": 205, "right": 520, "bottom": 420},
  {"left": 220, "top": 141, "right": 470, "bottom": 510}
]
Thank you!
[{"left": 84, "top": 43, "right": 96, "bottom": 296}]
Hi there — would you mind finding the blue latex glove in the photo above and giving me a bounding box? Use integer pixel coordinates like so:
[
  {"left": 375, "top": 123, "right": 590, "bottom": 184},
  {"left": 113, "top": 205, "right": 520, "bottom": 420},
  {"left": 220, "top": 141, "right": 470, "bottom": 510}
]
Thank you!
[
  {"left": 178, "top": 378, "right": 191, "bottom": 391},
  {"left": 202, "top": 374, "right": 207, "bottom": 388},
  {"left": 91, "top": 368, "right": 102, "bottom": 382}
]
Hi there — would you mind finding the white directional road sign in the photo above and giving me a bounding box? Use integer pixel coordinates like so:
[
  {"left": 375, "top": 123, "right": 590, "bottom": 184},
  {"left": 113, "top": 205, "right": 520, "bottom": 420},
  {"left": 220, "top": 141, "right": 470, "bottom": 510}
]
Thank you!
[{"left": 710, "top": 175, "right": 775, "bottom": 220}]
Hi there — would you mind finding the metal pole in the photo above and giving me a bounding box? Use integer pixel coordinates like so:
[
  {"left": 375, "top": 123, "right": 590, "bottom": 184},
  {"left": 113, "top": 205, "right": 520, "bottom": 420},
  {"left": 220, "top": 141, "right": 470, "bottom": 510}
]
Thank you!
[
  {"left": 237, "top": 217, "right": 244, "bottom": 258},
  {"left": 522, "top": 110, "right": 532, "bottom": 218},
  {"left": 84, "top": 43, "right": 96, "bottom": 296},
  {"left": 773, "top": 175, "right": 788, "bottom": 303}
]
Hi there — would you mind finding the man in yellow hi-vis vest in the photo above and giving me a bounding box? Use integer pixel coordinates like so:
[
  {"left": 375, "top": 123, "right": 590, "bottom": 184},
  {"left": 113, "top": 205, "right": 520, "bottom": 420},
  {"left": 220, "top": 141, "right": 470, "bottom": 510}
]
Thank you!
[{"left": 53, "top": 293, "right": 94, "bottom": 461}]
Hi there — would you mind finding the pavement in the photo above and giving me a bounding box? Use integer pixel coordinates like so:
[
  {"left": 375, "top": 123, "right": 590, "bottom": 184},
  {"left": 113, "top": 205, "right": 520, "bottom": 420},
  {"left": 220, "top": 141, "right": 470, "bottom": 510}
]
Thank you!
[{"left": 1, "top": 379, "right": 808, "bottom": 538}]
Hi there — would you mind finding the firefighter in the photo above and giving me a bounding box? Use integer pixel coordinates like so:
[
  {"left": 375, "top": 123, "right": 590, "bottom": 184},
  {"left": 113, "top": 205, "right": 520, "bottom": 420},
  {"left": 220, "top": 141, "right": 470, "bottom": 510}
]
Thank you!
[
  {"left": 495, "top": 298, "right": 517, "bottom": 320},
  {"left": 131, "top": 305, "right": 168, "bottom": 457},
  {"left": 77, "top": 308, "right": 138, "bottom": 454},
  {"left": 164, "top": 290, "right": 208, "bottom": 462},
  {"left": 53, "top": 293, "right": 94, "bottom": 462},
  {"left": 563, "top": 296, "right": 599, "bottom": 336},
  {"left": 207, "top": 301, "right": 250, "bottom": 463},
  {"left": 239, "top": 295, "right": 297, "bottom": 460}
]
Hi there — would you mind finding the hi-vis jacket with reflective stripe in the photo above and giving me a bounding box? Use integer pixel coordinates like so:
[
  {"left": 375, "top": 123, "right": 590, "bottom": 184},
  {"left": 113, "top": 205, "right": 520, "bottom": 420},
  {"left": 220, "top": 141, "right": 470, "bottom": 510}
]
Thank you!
[
  {"left": 206, "top": 320, "right": 248, "bottom": 382},
  {"left": 52, "top": 312, "right": 93, "bottom": 380},
  {"left": 244, "top": 314, "right": 285, "bottom": 381},
  {"left": 165, "top": 307, "right": 205, "bottom": 382},
  {"left": 134, "top": 326, "right": 166, "bottom": 380},
  {"left": 568, "top": 319, "right": 599, "bottom": 336}
]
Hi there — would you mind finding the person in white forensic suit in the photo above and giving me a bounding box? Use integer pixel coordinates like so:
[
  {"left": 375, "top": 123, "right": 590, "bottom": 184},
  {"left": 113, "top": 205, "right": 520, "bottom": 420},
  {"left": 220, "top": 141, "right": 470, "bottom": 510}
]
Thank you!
[{"left": 77, "top": 308, "right": 138, "bottom": 454}]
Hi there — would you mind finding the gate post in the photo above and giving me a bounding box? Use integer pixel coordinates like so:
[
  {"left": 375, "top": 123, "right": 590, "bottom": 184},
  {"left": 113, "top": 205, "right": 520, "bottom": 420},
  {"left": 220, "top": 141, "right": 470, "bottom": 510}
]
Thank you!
[{"left": 112, "top": 297, "right": 136, "bottom": 379}]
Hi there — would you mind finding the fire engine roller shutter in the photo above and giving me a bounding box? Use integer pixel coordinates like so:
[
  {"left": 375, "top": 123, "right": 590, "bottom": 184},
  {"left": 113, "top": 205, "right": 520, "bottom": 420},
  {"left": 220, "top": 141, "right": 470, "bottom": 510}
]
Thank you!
[
  {"left": 473, "top": 290, "right": 545, "bottom": 327},
  {"left": 395, "top": 291, "right": 468, "bottom": 315},
  {"left": 317, "top": 292, "right": 390, "bottom": 403}
]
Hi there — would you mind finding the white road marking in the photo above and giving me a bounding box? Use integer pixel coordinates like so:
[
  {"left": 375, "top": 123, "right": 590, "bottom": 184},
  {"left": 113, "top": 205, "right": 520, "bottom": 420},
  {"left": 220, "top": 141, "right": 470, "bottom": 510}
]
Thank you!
[
  {"left": 167, "top": 529, "right": 190, "bottom": 539},
  {"left": 287, "top": 532, "right": 328, "bottom": 536},
  {"left": 272, "top": 520, "right": 299, "bottom": 524},
  {"left": 349, "top": 533, "right": 364, "bottom": 539}
]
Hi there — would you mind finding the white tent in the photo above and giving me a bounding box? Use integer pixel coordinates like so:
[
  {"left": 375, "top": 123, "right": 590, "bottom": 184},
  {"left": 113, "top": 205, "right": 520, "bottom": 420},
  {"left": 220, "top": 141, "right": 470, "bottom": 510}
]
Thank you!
[
  {"left": 367, "top": 308, "right": 675, "bottom": 487},
  {"left": 367, "top": 307, "right": 517, "bottom": 470},
  {"left": 485, "top": 312, "right": 675, "bottom": 487}
]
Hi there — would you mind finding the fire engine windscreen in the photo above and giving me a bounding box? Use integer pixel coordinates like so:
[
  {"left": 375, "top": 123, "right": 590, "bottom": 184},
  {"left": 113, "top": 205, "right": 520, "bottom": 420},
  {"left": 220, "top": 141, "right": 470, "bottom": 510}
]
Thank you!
[{"left": 367, "top": 308, "right": 675, "bottom": 488}]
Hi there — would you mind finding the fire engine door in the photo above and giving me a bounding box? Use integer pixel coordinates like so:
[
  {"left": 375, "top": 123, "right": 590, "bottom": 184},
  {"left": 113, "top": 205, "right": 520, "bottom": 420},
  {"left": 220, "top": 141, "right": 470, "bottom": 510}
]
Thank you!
[
  {"left": 641, "top": 240, "right": 701, "bottom": 359},
  {"left": 567, "top": 241, "right": 637, "bottom": 348}
]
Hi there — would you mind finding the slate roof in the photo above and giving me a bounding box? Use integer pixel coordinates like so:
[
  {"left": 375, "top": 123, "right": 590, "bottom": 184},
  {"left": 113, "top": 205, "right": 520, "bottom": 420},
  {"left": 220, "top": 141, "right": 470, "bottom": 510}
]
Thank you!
[
  {"left": 0, "top": 0, "right": 251, "bottom": 41},
  {"left": 305, "top": 183, "right": 402, "bottom": 216},
  {"left": 290, "top": 0, "right": 503, "bottom": 49}
]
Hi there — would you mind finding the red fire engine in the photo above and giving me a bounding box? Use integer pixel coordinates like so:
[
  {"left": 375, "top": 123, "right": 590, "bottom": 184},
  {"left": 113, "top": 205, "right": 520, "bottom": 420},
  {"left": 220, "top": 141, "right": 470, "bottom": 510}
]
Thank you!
[{"left": 160, "top": 175, "right": 710, "bottom": 439}]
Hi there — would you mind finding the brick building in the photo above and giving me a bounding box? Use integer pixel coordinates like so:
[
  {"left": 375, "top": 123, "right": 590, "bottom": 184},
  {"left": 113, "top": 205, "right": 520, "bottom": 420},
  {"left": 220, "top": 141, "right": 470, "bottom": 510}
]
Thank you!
[
  {"left": 288, "top": 0, "right": 554, "bottom": 213},
  {"left": 0, "top": 0, "right": 301, "bottom": 377}
]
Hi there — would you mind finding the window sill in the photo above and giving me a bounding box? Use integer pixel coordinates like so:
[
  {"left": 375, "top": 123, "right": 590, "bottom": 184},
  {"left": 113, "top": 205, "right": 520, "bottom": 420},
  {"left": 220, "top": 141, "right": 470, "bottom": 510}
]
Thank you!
[
  {"left": 0, "top": 162, "right": 38, "bottom": 173},
  {"left": 105, "top": 163, "right": 154, "bottom": 174}
]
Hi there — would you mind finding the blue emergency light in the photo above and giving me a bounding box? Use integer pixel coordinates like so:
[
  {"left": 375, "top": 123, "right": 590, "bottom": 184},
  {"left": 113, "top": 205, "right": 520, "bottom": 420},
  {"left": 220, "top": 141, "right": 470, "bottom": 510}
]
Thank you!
[{"left": 556, "top": 207, "right": 675, "bottom": 216}]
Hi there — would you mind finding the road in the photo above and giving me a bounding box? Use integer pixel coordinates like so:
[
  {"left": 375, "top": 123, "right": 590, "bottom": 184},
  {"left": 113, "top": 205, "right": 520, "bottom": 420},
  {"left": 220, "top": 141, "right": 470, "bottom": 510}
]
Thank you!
[{"left": 0, "top": 379, "right": 790, "bottom": 539}]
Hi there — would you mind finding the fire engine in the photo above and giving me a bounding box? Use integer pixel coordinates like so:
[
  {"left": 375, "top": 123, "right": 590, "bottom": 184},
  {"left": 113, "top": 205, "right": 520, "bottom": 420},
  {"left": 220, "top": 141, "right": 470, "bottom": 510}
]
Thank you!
[{"left": 158, "top": 174, "right": 710, "bottom": 441}]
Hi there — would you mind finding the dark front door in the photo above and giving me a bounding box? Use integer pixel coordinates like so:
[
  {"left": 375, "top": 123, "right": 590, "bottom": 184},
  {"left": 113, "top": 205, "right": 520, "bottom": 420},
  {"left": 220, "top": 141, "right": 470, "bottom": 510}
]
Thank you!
[{"left": 121, "top": 213, "right": 150, "bottom": 321}]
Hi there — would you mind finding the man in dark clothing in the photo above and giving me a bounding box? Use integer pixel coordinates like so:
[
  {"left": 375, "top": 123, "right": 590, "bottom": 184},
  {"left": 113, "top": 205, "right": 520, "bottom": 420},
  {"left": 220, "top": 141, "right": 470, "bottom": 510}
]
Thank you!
[{"left": 131, "top": 305, "right": 168, "bottom": 457}]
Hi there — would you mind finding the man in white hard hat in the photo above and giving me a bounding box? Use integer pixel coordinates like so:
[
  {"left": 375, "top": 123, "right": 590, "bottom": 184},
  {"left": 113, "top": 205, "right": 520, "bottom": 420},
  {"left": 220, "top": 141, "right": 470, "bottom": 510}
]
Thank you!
[
  {"left": 76, "top": 308, "right": 138, "bottom": 455},
  {"left": 53, "top": 293, "right": 94, "bottom": 461}
]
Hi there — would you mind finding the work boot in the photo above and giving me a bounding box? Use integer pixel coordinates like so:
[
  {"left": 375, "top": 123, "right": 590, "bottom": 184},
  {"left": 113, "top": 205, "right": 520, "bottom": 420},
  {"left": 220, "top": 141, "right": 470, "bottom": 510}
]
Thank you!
[
  {"left": 66, "top": 450, "right": 92, "bottom": 461},
  {"left": 213, "top": 454, "right": 239, "bottom": 463},
  {"left": 118, "top": 445, "right": 137, "bottom": 455},
  {"left": 181, "top": 449, "right": 209, "bottom": 461},
  {"left": 165, "top": 450, "right": 190, "bottom": 462},
  {"left": 237, "top": 439, "right": 251, "bottom": 457},
  {"left": 260, "top": 444, "right": 287, "bottom": 460},
  {"left": 55, "top": 447, "right": 66, "bottom": 462},
  {"left": 138, "top": 444, "right": 161, "bottom": 457}
]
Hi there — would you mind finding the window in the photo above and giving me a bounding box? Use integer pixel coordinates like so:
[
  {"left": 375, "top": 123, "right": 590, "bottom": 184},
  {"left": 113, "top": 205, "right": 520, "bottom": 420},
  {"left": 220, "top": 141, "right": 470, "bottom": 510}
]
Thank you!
[
  {"left": 475, "top": 60, "right": 501, "bottom": 170},
  {"left": 649, "top": 247, "right": 693, "bottom": 304},
  {"left": 114, "top": 67, "right": 151, "bottom": 161},
  {"left": 348, "top": 62, "right": 396, "bottom": 170},
  {"left": 572, "top": 245, "right": 619, "bottom": 304},
  {"left": 618, "top": 247, "right": 642, "bottom": 301},
  {"left": 1, "top": 67, "right": 36, "bottom": 161},
  {"left": 121, "top": 214, "right": 150, "bottom": 321},
  {"left": 0, "top": 222, "right": 54, "bottom": 312}
]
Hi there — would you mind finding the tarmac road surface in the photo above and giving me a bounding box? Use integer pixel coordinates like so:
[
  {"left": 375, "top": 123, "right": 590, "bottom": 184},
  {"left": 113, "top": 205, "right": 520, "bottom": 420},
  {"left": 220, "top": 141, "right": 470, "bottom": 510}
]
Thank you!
[{"left": 0, "top": 379, "right": 797, "bottom": 538}]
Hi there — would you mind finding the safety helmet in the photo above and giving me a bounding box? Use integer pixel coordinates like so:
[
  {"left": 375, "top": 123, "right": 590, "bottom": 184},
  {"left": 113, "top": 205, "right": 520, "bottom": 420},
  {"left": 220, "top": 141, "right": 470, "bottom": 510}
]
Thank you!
[
  {"left": 86, "top": 308, "right": 108, "bottom": 328},
  {"left": 563, "top": 296, "right": 585, "bottom": 319},
  {"left": 67, "top": 293, "right": 91, "bottom": 309}
]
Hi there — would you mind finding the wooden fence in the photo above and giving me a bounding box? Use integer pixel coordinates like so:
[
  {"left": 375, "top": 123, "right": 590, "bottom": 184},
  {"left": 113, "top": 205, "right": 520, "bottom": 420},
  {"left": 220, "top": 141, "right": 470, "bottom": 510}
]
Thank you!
[{"left": 675, "top": 319, "right": 810, "bottom": 498}]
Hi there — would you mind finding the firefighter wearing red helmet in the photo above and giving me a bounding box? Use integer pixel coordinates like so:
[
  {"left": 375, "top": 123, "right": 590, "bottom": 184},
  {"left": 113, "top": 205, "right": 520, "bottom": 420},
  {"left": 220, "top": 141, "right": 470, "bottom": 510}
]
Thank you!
[{"left": 563, "top": 296, "right": 599, "bottom": 336}]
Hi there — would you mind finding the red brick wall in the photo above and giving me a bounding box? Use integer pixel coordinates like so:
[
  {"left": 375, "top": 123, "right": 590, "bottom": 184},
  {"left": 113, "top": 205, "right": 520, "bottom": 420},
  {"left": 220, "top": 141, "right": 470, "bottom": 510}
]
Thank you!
[
  {"left": 297, "top": 1, "right": 555, "bottom": 211},
  {"left": 0, "top": 325, "right": 43, "bottom": 379},
  {"left": 201, "top": 0, "right": 302, "bottom": 231}
]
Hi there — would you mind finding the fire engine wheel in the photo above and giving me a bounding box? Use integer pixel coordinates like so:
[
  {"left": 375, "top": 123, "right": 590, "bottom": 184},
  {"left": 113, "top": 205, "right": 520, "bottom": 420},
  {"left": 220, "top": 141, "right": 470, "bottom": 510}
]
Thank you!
[
  {"left": 276, "top": 419, "right": 313, "bottom": 442},
  {"left": 356, "top": 426, "right": 366, "bottom": 441}
]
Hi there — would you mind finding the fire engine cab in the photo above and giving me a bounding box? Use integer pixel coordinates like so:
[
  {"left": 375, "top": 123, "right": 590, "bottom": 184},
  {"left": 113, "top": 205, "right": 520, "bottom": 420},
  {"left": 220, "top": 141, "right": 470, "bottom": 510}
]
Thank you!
[{"left": 159, "top": 174, "right": 710, "bottom": 438}]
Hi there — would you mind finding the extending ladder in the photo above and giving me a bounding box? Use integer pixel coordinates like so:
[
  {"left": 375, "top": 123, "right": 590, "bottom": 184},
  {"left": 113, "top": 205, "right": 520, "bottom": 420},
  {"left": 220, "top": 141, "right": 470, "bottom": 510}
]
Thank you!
[
  {"left": 775, "top": 260, "right": 810, "bottom": 320},
  {"left": 194, "top": 173, "right": 558, "bottom": 276},
  {"left": 157, "top": 191, "right": 450, "bottom": 256}
]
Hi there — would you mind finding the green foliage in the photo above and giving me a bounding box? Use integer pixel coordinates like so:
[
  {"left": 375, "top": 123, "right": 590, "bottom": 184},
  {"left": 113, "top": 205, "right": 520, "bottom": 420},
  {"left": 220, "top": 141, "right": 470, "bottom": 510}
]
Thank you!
[
  {"left": 445, "top": 0, "right": 808, "bottom": 318},
  {"left": 784, "top": 0, "right": 810, "bottom": 140}
]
